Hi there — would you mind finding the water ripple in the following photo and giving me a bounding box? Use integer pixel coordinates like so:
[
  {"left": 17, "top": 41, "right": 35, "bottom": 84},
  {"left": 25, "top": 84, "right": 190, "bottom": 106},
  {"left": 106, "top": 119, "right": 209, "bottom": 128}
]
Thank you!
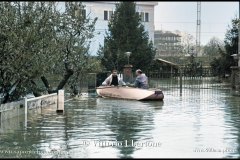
[{"left": 0, "top": 88, "right": 240, "bottom": 158}]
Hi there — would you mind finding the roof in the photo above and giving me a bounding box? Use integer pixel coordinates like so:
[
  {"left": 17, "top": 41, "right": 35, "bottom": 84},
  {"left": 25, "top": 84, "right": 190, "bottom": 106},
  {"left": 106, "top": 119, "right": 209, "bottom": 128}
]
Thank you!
[
  {"left": 155, "top": 58, "right": 180, "bottom": 68},
  {"left": 154, "top": 31, "right": 181, "bottom": 37},
  {"left": 91, "top": 1, "right": 158, "bottom": 6},
  {"left": 135, "top": 2, "right": 158, "bottom": 6}
]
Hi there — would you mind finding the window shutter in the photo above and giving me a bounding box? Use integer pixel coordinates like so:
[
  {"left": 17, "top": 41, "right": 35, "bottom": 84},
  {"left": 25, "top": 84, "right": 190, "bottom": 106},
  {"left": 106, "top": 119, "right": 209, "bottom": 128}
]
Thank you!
[
  {"left": 104, "top": 10, "right": 108, "bottom": 20},
  {"left": 145, "top": 12, "right": 149, "bottom": 22}
]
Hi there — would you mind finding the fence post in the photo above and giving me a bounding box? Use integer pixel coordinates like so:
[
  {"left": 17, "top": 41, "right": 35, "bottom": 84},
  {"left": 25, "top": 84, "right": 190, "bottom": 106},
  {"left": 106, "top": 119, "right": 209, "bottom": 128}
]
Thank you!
[
  {"left": 0, "top": 112, "right": 2, "bottom": 128},
  {"left": 57, "top": 89, "right": 64, "bottom": 113},
  {"left": 123, "top": 64, "right": 133, "bottom": 83},
  {"left": 180, "top": 68, "right": 183, "bottom": 96},
  {"left": 24, "top": 97, "right": 28, "bottom": 128}
]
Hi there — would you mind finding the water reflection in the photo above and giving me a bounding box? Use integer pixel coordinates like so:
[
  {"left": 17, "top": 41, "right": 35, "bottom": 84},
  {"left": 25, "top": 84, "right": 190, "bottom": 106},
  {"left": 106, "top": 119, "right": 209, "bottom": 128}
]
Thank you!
[
  {"left": 96, "top": 99, "right": 163, "bottom": 158},
  {"left": 0, "top": 88, "right": 240, "bottom": 158},
  {"left": 222, "top": 95, "right": 240, "bottom": 158}
]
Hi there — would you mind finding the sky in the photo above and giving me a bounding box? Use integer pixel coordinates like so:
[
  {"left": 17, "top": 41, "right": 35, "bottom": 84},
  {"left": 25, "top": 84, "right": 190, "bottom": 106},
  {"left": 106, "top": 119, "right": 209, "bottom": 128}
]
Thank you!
[{"left": 154, "top": 1, "right": 239, "bottom": 45}]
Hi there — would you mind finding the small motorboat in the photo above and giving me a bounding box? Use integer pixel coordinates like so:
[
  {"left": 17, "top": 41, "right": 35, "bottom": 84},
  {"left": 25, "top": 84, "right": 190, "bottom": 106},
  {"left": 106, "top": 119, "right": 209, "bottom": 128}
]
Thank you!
[{"left": 96, "top": 86, "right": 164, "bottom": 101}]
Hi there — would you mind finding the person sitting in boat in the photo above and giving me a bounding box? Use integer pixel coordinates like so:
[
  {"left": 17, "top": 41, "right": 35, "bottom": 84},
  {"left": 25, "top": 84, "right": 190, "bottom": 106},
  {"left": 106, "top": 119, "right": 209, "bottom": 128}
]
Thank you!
[
  {"left": 102, "top": 69, "right": 126, "bottom": 86},
  {"left": 131, "top": 69, "right": 149, "bottom": 89}
]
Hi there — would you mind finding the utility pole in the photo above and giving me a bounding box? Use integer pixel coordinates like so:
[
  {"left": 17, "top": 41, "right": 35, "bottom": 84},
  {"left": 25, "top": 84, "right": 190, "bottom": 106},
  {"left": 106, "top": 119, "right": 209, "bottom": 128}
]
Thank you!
[
  {"left": 196, "top": 2, "right": 201, "bottom": 57},
  {"left": 238, "top": 2, "right": 240, "bottom": 67}
]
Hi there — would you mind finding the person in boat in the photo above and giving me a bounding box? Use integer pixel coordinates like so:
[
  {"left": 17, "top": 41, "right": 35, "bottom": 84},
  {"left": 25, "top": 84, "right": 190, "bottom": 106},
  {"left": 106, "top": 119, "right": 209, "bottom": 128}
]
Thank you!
[
  {"left": 102, "top": 69, "right": 126, "bottom": 86},
  {"left": 128, "top": 69, "right": 149, "bottom": 89}
]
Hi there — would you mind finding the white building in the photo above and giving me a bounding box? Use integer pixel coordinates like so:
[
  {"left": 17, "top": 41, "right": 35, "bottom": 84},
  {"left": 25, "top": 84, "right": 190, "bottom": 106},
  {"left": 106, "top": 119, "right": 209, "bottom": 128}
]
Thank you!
[{"left": 82, "top": 1, "right": 158, "bottom": 55}]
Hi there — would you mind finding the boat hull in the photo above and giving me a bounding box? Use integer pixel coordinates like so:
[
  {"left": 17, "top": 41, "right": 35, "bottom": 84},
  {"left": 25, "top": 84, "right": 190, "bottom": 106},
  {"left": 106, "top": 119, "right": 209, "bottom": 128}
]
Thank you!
[{"left": 96, "top": 86, "right": 164, "bottom": 101}]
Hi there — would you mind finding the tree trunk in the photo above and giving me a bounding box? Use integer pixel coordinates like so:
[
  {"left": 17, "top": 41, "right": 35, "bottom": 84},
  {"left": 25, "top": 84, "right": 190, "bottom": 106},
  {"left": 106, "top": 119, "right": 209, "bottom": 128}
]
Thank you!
[
  {"left": 2, "top": 93, "right": 9, "bottom": 104},
  {"left": 2, "top": 80, "right": 20, "bottom": 104},
  {"left": 30, "top": 80, "right": 42, "bottom": 97},
  {"left": 41, "top": 61, "right": 74, "bottom": 94},
  {"left": 41, "top": 76, "right": 53, "bottom": 93},
  {"left": 56, "top": 68, "right": 74, "bottom": 91}
]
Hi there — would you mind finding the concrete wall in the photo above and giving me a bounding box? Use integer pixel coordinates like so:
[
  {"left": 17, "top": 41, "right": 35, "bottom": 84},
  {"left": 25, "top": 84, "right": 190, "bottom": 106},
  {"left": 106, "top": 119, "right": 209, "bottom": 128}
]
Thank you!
[
  {"left": 0, "top": 100, "right": 24, "bottom": 122},
  {"left": 231, "top": 67, "right": 240, "bottom": 91},
  {"left": 0, "top": 93, "right": 59, "bottom": 133},
  {"left": 0, "top": 101, "right": 25, "bottom": 134},
  {"left": 26, "top": 93, "right": 57, "bottom": 111}
]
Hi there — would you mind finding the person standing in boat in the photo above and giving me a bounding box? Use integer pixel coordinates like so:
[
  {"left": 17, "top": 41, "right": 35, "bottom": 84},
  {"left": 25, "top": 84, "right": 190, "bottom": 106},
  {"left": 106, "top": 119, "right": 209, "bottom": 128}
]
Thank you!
[
  {"left": 102, "top": 69, "right": 126, "bottom": 86},
  {"left": 131, "top": 69, "right": 149, "bottom": 89}
]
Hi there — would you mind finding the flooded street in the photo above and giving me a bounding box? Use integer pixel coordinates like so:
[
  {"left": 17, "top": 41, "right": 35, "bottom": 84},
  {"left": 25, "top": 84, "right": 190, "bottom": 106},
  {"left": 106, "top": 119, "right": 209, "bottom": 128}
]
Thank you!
[
  {"left": 0, "top": 87, "right": 240, "bottom": 158},
  {"left": 1, "top": 1, "right": 239, "bottom": 159}
]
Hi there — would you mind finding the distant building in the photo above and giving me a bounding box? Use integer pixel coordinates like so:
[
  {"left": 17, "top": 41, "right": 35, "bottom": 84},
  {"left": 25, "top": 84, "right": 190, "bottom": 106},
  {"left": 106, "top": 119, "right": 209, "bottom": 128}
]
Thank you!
[
  {"left": 154, "top": 30, "right": 182, "bottom": 57},
  {"left": 82, "top": 1, "right": 158, "bottom": 55}
]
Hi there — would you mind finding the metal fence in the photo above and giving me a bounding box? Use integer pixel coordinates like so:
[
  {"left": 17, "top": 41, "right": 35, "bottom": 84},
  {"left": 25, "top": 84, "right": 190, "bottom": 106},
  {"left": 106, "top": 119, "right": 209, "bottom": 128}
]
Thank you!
[
  {"left": 78, "top": 73, "right": 97, "bottom": 93},
  {"left": 76, "top": 67, "right": 231, "bottom": 95},
  {"left": 147, "top": 67, "right": 231, "bottom": 96}
]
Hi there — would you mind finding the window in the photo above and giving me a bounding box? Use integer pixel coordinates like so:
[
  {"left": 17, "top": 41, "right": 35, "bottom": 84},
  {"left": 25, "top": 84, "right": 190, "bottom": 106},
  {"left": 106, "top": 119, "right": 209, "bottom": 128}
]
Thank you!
[
  {"left": 145, "top": 12, "right": 149, "bottom": 22},
  {"left": 140, "top": 12, "right": 144, "bottom": 21},
  {"left": 109, "top": 11, "right": 113, "bottom": 20},
  {"left": 74, "top": 9, "right": 86, "bottom": 19},
  {"left": 82, "top": 9, "right": 86, "bottom": 19},
  {"left": 104, "top": 10, "right": 114, "bottom": 21},
  {"left": 137, "top": 12, "right": 149, "bottom": 22},
  {"left": 104, "top": 10, "right": 108, "bottom": 20}
]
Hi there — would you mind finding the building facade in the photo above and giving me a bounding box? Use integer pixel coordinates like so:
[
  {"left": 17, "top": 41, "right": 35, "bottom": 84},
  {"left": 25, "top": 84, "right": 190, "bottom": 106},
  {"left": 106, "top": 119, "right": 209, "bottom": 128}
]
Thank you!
[
  {"left": 82, "top": 1, "right": 158, "bottom": 55},
  {"left": 154, "top": 30, "right": 182, "bottom": 57}
]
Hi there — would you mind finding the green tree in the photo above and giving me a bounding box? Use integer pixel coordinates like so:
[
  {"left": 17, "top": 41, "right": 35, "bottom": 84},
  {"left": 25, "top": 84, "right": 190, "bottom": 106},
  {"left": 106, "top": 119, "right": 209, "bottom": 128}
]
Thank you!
[
  {"left": 0, "top": 2, "right": 97, "bottom": 103},
  {"left": 210, "top": 17, "right": 238, "bottom": 77},
  {"left": 97, "top": 1, "right": 156, "bottom": 71}
]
